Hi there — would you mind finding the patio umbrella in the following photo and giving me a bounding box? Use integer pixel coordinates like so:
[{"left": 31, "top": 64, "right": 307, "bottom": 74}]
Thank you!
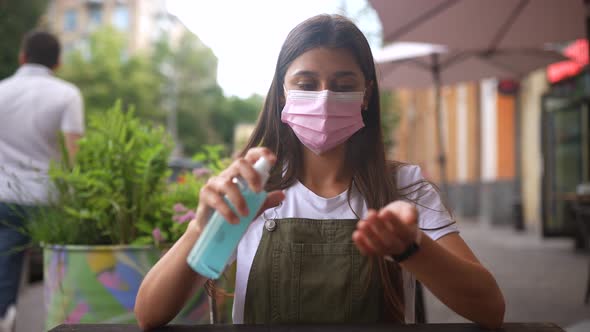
[
  {"left": 375, "top": 44, "right": 565, "bottom": 88},
  {"left": 369, "top": 0, "right": 585, "bottom": 49},
  {"left": 373, "top": 42, "right": 565, "bottom": 193},
  {"left": 369, "top": 0, "right": 583, "bottom": 192},
  {"left": 375, "top": 43, "right": 565, "bottom": 193}
]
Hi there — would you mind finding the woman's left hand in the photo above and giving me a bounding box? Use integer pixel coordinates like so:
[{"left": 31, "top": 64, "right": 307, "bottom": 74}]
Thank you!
[{"left": 352, "top": 201, "right": 420, "bottom": 256}]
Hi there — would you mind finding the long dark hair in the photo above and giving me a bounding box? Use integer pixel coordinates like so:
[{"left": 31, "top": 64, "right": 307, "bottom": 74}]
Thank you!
[{"left": 240, "top": 14, "right": 406, "bottom": 322}]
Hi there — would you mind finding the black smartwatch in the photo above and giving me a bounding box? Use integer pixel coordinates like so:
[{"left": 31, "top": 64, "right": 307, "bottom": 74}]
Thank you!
[{"left": 385, "top": 242, "right": 420, "bottom": 263}]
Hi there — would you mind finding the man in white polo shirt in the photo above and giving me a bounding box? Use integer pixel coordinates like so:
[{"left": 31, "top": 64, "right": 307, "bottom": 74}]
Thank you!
[{"left": 0, "top": 31, "right": 84, "bottom": 331}]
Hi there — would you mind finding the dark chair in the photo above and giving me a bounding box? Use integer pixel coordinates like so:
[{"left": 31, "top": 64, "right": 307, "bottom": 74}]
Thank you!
[
  {"left": 572, "top": 186, "right": 590, "bottom": 304},
  {"left": 415, "top": 281, "right": 427, "bottom": 323}
]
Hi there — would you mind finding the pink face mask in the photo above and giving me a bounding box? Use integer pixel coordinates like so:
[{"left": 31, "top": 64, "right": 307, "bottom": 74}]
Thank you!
[{"left": 281, "top": 89, "right": 365, "bottom": 155}]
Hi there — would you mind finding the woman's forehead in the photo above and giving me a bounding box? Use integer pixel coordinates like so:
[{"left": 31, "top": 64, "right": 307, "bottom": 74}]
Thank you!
[{"left": 285, "top": 48, "right": 364, "bottom": 79}]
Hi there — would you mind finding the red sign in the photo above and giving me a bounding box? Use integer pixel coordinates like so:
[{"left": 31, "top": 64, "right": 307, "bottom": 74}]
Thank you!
[
  {"left": 498, "top": 79, "right": 520, "bottom": 95},
  {"left": 547, "top": 39, "right": 588, "bottom": 83}
]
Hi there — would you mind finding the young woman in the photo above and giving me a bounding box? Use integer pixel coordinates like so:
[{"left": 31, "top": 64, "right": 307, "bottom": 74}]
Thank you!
[{"left": 135, "top": 14, "right": 505, "bottom": 330}]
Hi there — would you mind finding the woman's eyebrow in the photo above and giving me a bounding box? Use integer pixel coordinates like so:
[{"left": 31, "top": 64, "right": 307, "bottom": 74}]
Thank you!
[
  {"left": 332, "top": 71, "right": 358, "bottom": 78},
  {"left": 289, "top": 70, "right": 359, "bottom": 78},
  {"left": 291, "top": 70, "right": 319, "bottom": 77}
]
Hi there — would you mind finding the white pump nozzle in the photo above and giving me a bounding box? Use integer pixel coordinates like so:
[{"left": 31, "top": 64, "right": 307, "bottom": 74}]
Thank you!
[{"left": 253, "top": 157, "right": 271, "bottom": 187}]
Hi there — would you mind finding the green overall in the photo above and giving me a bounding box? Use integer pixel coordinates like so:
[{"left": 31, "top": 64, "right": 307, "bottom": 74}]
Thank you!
[{"left": 243, "top": 218, "right": 383, "bottom": 323}]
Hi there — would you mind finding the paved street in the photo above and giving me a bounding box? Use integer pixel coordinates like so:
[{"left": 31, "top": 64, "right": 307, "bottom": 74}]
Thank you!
[
  {"left": 15, "top": 220, "right": 590, "bottom": 331},
  {"left": 424, "top": 220, "right": 590, "bottom": 331}
]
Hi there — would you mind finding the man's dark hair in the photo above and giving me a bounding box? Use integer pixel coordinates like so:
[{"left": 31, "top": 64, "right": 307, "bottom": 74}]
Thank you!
[{"left": 21, "top": 30, "right": 61, "bottom": 68}]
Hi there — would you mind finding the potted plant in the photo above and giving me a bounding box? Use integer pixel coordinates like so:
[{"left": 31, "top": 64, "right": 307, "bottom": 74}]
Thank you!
[{"left": 23, "top": 102, "right": 233, "bottom": 329}]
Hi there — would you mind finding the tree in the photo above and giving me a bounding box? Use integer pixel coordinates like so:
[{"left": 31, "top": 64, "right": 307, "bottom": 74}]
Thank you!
[
  {"left": 0, "top": 0, "right": 48, "bottom": 79},
  {"left": 210, "top": 94, "right": 264, "bottom": 148},
  {"left": 59, "top": 27, "right": 263, "bottom": 157},
  {"left": 153, "top": 31, "right": 257, "bottom": 155},
  {"left": 171, "top": 32, "right": 222, "bottom": 154},
  {"left": 58, "top": 27, "right": 161, "bottom": 121},
  {"left": 380, "top": 90, "right": 400, "bottom": 153}
]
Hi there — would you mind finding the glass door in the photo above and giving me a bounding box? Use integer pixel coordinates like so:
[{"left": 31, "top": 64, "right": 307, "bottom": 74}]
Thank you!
[{"left": 542, "top": 96, "right": 589, "bottom": 236}]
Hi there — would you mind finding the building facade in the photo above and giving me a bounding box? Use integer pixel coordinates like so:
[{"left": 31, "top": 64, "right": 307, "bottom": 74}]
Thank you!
[
  {"left": 390, "top": 80, "right": 518, "bottom": 225},
  {"left": 43, "top": 0, "right": 185, "bottom": 55},
  {"left": 391, "top": 60, "right": 588, "bottom": 241}
]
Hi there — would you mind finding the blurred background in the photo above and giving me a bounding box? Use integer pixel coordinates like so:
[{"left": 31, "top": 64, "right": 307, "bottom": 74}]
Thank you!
[{"left": 0, "top": 0, "right": 588, "bottom": 331}]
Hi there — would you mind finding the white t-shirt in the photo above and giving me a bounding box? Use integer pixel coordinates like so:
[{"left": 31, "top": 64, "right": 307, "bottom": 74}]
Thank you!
[
  {"left": 231, "top": 164, "right": 458, "bottom": 323},
  {"left": 0, "top": 64, "right": 84, "bottom": 204}
]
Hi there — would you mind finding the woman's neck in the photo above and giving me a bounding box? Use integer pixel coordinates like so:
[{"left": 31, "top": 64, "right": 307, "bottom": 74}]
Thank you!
[{"left": 300, "top": 144, "right": 352, "bottom": 198}]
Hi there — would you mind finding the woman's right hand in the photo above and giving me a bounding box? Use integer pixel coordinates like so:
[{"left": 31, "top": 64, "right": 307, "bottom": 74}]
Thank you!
[
  {"left": 135, "top": 148, "right": 285, "bottom": 330},
  {"left": 190, "top": 147, "right": 285, "bottom": 233}
]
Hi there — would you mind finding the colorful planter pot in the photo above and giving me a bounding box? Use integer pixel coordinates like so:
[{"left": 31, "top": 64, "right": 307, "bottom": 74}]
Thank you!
[{"left": 43, "top": 244, "right": 234, "bottom": 330}]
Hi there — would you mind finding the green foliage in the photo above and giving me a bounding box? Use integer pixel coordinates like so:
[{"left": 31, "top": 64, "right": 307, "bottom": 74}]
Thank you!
[
  {"left": 152, "top": 31, "right": 245, "bottom": 155},
  {"left": 380, "top": 90, "right": 401, "bottom": 152},
  {"left": 26, "top": 101, "right": 173, "bottom": 245},
  {"left": 59, "top": 27, "right": 264, "bottom": 157},
  {"left": 0, "top": 0, "right": 48, "bottom": 79},
  {"left": 211, "top": 95, "right": 264, "bottom": 146},
  {"left": 58, "top": 27, "right": 161, "bottom": 122},
  {"left": 135, "top": 145, "right": 231, "bottom": 246},
  {"left": 192, "top": 145, "right": 231, "bottom": 174},
  {"left": 147, "top": 173, "right": 204, "bottom": 245},
  {"left": 24, "top": 101, "right": 231, "bottom": 246}
]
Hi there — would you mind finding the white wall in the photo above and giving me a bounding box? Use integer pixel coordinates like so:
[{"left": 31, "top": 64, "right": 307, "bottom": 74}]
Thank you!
[
  {"left": 480, "top": 79, "right": 498, "bottom": 182},
  {"left": 519, "top": 69, "right": 548, "bottom": 233},
  {"left": 456, "top": 84, "right": 469, "bottom": 183}
]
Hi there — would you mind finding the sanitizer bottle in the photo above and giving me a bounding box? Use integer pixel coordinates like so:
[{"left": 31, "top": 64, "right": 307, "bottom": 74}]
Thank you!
[{"left": 187, "top": 157, "right": 271, "bottom": 279}]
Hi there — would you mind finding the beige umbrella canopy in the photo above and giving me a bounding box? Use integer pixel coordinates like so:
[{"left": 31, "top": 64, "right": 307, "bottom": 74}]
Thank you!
[
  {"left": 370, "top": 0, "right": 585, "bottom": 49},
  {"left": 374, "top": 43, "right": 564, "bottom": 192},
  {"left": 375, "top": 44, "right": 565, "bottom": 89},
  {"left": 369, "top": 0, "right": 582, "bottom": 192}
]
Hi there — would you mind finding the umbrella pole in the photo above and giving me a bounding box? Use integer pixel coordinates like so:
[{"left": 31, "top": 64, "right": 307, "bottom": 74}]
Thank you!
[{"left": 432, "top": 54, "right": 449, "bottom": 196}]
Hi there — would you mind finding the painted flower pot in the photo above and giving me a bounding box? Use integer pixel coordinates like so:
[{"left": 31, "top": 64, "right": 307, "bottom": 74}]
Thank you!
[{"left": 43, "top": 244, "right": 234, "bottom": 330}]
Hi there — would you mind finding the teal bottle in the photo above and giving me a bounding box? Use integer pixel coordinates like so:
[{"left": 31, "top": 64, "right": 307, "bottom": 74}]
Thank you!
[{"left": 187, "top": 157, "right": 271, "bottom": 279}]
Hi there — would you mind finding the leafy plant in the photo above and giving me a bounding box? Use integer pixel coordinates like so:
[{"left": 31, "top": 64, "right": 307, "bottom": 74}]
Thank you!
[
  {"left": 139, "top": 145, "right": 232, "bottom": 245},
  {"left": 23, "top": 100, "right": 238, "bottom": 247},
  {"left": 192, "top": 144, "right": 230, "bottom": 174},
  {"left": 139, "top": 173, "right": 205, "bottom": 246},
  {"left": 380, "top": 90, "right": 401, "bottom": 153},
  {"left": 25, "top": 101, "right": 173, "bottom": 245}
]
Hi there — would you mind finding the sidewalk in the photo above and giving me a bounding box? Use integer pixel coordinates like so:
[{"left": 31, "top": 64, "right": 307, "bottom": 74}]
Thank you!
[
  {"left": 424, "top": 220, "right": 590, "bottom": 330},
  {"left": 15, "top": 219, "right": 590, "bottom": 331}
]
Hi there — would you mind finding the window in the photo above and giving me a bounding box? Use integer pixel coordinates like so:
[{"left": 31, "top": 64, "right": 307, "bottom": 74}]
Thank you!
[
  {"left": 62, "top": 39, "right": 90, "bottom": 60},
  {"left": 112, "top": 5, "right": 129, "bottom": 30},
  {"left": 63, "top": 42, "right": 74, "bottom": 55},
  {"left": 64, "top": 9, "right": 78, "bottom": 32},
  {"left": 77, "top": 39, "right": 91, "bottom": 60},
  {"left": 88, "top": 5, "right": 102, "bottom": 25}
]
